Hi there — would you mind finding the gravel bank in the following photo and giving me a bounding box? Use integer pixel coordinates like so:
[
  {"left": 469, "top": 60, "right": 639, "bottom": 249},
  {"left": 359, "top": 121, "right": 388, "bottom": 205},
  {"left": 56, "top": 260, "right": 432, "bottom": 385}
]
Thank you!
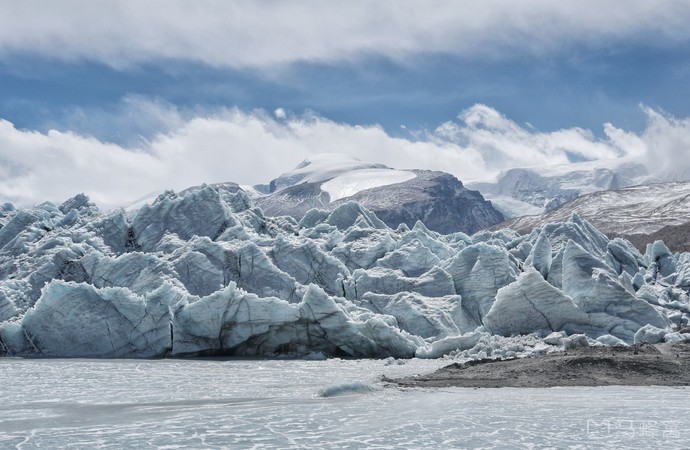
[{"left": 388, "top": 342, "right": 690, "bottom": 388}]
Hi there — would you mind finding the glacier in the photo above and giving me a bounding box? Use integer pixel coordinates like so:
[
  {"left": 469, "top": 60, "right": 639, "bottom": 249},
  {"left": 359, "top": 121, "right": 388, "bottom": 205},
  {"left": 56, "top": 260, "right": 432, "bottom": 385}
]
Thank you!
[{"left": 1, "top": 184, "right": 689, "bottom": 359}]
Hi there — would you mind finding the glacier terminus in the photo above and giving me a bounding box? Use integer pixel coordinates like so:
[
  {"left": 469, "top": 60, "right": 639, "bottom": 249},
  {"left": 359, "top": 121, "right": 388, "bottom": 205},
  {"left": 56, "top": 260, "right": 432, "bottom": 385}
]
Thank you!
[{"left": 1, "top": 180, "right": 689, "bottom": 360}]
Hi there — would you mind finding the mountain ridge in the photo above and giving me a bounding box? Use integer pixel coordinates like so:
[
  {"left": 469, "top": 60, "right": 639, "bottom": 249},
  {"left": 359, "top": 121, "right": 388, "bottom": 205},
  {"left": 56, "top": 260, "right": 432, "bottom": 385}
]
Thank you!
[
  {"left": 495, "top": 181, "right": 690, "bottom": 252},
  {"left": 255, "top": 168, "right": 504, "bottom": 235}
]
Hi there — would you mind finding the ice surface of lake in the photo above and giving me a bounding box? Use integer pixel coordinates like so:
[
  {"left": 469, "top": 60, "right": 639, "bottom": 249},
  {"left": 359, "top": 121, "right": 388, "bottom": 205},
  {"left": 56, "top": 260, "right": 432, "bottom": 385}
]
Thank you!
[{"left": 1, "top": 358, "right": 689, "bottom": 449}]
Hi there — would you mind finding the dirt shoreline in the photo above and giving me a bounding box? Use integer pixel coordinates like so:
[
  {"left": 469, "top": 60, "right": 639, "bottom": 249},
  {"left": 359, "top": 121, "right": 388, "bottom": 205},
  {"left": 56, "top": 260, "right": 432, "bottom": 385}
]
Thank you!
[{"left": 388, "top": 341, "right": 690, "bottom": 388}]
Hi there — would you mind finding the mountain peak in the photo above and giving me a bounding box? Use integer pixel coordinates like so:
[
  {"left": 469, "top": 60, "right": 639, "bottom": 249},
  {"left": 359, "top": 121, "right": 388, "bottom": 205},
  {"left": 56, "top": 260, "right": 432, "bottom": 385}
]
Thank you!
[{"left": 268, "top": 153, "right": 389, "bottom": 193}]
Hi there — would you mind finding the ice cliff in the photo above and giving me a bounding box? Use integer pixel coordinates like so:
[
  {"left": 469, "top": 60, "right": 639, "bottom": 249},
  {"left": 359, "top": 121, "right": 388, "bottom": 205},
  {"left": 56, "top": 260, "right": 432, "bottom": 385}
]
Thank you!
[{"left": 0, "top": 185, "right": 689, "bottom": 359}]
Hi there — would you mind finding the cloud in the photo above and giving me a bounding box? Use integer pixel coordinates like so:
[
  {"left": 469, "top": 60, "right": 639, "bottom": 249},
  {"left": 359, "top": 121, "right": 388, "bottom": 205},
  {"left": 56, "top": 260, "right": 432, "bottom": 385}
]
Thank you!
[
  {"left": 0, "top": 120, "right": 161, "bottom": 209},
  {"left": 0, "top": 102, "right": 687, "bottom": 209},
  {"left": 56, "top": 95, "right": 187, "bottom": 146},
  {"left": 0, "top": 1, "right": 689, "bottom": 68},
  {"left": 639, "top": 106, "right": 690, "bottom": 180},
  {"left": 432, "top": 104, "right": 636, "bottom": 171}
]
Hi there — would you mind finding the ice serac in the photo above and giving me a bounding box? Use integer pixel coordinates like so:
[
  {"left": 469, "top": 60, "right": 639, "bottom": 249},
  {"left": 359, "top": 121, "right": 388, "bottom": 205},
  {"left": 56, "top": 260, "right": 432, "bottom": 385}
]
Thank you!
[
  {"left": 0, "top": 181, "right": 688, "bottom": 359},
  {"left": 172, "top": 283, "right": 301, "bottom": 356},
  {"left": 633, "top": 324, "right": 668, "bottom": 344},
  {"left": 484, "top": 269, "right": 590, "bottom": 336},
  {"left": 644, "top": 240, "right": 677, "bottom": 283},
  {"left": 79, "top": 251, "right": 175, "bottom": 294},
  {"left": 132, "top": 186, "right": 236, "bottom": 252},
  {"left": 561, "top": 240, "right": 669, "bottom": 341},
  {"left": 89, "top": 210, "right": 131, "bottom": 254},
  {"left": 331, "top": 228, "right": 396, "bottom": 270},
  {"left": 269, "top": 235, "right": 349, "bottom": 296},
  {"left": 606, "top": 238, "right": 644, "bottom": 278},
  {"left": 376, "top": 238, "right": 441, "bottom": 277},
  {"left": 525, "top": 231, "right": 552, "bottom": 278},
  {"left": 343, "top": 266, "right": 455, "bottom": 301},
  {"left": 442, "top": 242, "right": 518, "bottom": 325},
  {"left": 0, "top": 210, "right": 40, "bottom": 250},
  {"left": 0, "top": 290, "right": 18, "bottom": 322},
  {"left": 676, "top": 253, "right": 690, "bottom": 289},
  {"left": 325, "top": 202, "right": 388, "bottom": 231},
  {"left": 359, "top": 292, "right": 469, "bottom": 338},
  {"left": 171, "top": 237, "right": 300, "bottom": 302}
]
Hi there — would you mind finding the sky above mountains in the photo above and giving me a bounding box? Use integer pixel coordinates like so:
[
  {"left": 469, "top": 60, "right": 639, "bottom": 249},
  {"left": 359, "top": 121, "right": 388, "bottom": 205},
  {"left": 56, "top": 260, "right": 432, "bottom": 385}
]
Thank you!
[{"left": 1, "top": 1, "right": 690, "bottom": 208}]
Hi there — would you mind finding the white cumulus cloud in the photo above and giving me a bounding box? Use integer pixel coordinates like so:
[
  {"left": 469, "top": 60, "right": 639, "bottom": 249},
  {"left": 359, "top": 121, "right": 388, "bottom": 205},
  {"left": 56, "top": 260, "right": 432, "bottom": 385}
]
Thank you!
[
  {"left": 639, "top": 106, "right": 690, "bottom": 180},
  {"left": 433, "top": 104, "right": 638, "bottom": 171}
]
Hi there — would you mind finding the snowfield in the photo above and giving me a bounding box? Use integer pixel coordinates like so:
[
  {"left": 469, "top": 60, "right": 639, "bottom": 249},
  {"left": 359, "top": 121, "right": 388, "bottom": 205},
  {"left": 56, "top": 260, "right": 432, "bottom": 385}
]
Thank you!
[
  {"left": 267, "top": 153, "right": 389, "bottom": 192},
  {"left": 321, "top": 168, "right": 416, "bottom": 202},
  {"left": 0, "top": 184, "right": 689, "bottom": 359}
]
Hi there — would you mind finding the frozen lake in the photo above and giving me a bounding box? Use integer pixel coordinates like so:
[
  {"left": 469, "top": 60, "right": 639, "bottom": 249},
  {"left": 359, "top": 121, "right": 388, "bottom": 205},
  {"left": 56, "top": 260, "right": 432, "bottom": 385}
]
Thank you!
[{"left": 1, "top": 358, "right": 689, "bottom": 449}]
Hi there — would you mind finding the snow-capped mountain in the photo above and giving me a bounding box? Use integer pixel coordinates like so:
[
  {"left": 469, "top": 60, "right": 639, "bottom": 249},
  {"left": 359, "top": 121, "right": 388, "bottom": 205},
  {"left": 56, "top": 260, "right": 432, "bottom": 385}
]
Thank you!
[
  {"left": 253, "top": 154, "right": 505, "bottom": 234},
  {"left": 257, "top": 153, "right": 392, "bottom": 194},
  {"left": 468, "top": 159, "right": 651, "bottom": 218},
  {"left": 498, "top": 181, "right": 690, "bottom": 249},
  {"left": 0, "top": 186, "right": 689, "bottom": 359}
]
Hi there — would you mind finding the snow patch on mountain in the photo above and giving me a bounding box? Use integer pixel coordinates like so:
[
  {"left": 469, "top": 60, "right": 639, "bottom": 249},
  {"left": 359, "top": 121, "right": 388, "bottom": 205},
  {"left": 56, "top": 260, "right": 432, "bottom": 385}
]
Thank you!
[
  {"left": 269, "top": 153, "right": 388, "bottom": 192},
  {"left": 321, "top": 168, "right": 416, "bottom": 202}
]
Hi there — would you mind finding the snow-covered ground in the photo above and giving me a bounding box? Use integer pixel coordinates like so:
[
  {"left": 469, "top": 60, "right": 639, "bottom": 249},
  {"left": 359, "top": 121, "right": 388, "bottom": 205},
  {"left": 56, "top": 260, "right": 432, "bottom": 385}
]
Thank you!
[
  {"left": 321, "top": 168, "right": 416, "bottom": 202},
  {"left": 0, "top": 358, "right": 687, "bottom": 448}
]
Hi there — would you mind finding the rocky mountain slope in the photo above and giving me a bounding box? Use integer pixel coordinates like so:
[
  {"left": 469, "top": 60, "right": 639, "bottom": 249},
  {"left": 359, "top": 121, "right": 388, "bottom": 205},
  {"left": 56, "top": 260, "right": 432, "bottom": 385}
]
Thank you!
[
  {"left": 253, "top": 154, "right": 505, "bottom": 235},
  {"left": 1, "top": 185, "right": 689, "bottom": 359},
  {"left": 625, "top": 222, "right": 690, "bottom": 254},
  {"left": 498, "top": 181, "right": 690, "bottom": 252}
]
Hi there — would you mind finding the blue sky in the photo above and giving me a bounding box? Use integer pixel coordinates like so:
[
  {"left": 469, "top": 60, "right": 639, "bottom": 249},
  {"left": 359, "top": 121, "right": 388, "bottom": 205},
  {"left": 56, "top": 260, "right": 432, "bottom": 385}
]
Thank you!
[
  {"left": 3, "top": 44, "right": 689, "bottom": 142},
  {"left": 0, "top": 1, "right": 689, "bottom": 207}
]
